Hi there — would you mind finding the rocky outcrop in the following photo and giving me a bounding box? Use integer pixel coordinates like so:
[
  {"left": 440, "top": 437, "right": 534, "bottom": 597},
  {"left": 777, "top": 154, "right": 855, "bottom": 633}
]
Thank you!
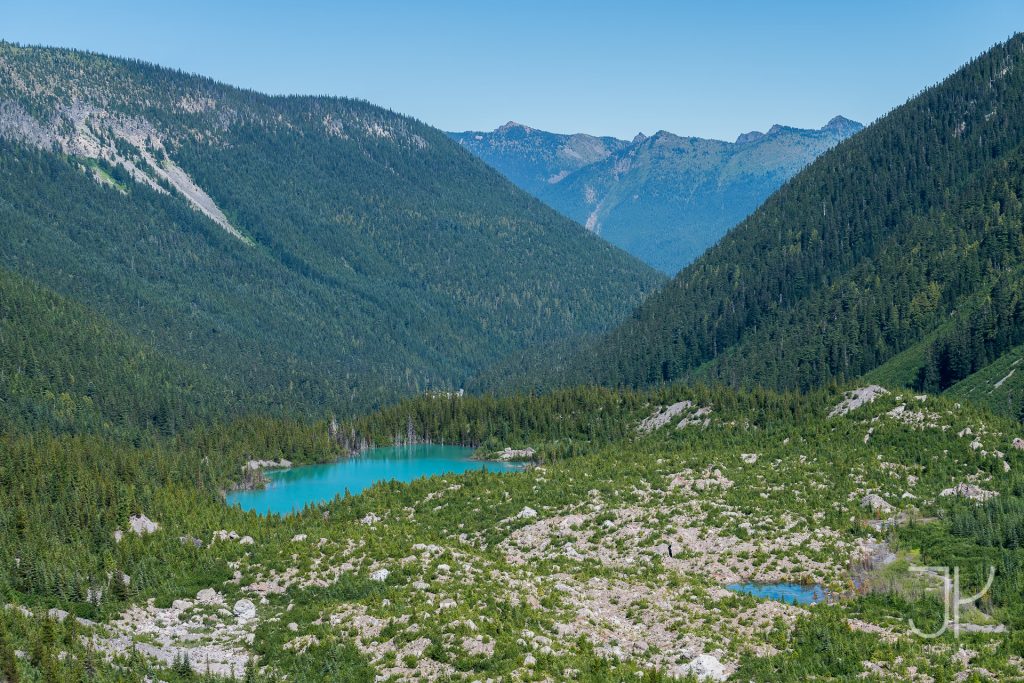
[
  {"left": 829, "top": 386, "right": 888, "bottom": 417},
  {"left": 638, "top": 401, "right": 692, "bottom": 433},
  {"left": 860, "top": 494, "right": 894, "bottom": 514},
  {"left": 244, "top": 458, "right": 292, "bottom": 471},
  {"left": 479, "top": 447, "right": 536, "bottom": 462},
  {"left": 674, "top": 654, "right": 729, "bottom": 681},
  {"left": 940, "top": 483, "right": 998, "bottom": 502}
]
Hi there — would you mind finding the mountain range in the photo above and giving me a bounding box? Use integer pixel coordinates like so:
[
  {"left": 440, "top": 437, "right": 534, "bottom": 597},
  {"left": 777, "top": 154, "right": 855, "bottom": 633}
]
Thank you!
[{"left": 451, "top": 116, "right": 862, "bottom": 273}]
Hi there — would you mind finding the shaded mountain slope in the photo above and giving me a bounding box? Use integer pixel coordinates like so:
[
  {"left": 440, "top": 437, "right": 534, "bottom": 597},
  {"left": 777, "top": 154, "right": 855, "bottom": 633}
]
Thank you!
[
  {"left": 559, "top": 35, "right": 1024, "bottom": 393},
  {"left": 0, "top": 43, "right": 663, "bottom": 415}
]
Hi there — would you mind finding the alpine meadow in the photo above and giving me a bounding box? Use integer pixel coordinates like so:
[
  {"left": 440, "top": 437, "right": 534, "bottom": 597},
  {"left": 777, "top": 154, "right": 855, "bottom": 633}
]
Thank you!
[{"left": 2, "top": 8, "right": 1024, "bottom": 683}]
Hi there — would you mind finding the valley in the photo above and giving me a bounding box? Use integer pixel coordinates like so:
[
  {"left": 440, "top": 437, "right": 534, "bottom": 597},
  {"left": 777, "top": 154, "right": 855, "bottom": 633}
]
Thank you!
[{"left": 1, "top": 21, "right": 1024, "bottom": 683}]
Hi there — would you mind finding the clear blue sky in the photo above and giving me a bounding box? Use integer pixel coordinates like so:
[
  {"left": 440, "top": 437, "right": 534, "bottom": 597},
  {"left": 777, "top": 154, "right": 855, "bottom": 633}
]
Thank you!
[{"left": 3, "top": 1, "right": 1022, "bottom": 140}]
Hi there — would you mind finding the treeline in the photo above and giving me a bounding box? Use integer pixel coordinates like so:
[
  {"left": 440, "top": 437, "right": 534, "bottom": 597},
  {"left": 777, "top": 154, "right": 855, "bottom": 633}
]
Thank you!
[{"left": 332, "top": 383, "right": 825, "bottom": 455}]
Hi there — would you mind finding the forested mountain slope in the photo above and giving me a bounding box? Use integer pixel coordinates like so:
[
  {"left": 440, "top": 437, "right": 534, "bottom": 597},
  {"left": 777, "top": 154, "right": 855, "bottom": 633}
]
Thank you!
[
  {"left": 0, "top": 267, "right": 232, "bottom": 435},
  {"left": 0, "top": 43, "right": 662, "bottom": 416},
  {"left": 559, "top": 34, "right": 1024, "bottom": 392}
]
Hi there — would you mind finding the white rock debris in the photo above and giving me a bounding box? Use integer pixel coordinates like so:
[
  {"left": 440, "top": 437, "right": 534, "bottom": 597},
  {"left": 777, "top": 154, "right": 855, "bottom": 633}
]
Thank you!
[
  {"left": 637, "top": 401, "right": 693, "bottom": 433},
  {"left": 940, "top": 483, "right": 998, "bottom": 502},
  {"left": 122, "top": 514, "right": 159, "bottom": 537},
  {"left": 829, "top": 386, "right": 889, "bottom": 417},
  {"left": 244, "top": 458, "right": 292, "bottom": 471}
]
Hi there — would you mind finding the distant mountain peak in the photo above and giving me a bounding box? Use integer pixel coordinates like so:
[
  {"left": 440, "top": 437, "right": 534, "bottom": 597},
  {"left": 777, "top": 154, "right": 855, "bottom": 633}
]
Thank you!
[
  {"left": 766, "top": 124, "right": 786, "bottom": 135},
  {"left": 824, "top": 115, "right": 857, "bottom": 128},
  {"left": 632, "top": 132, "right": 648, "bottom": 144},
  {"left": 497, "top": 120, "right": 533, "bottom": 134},
  {"left": 735, "top": 130, "right": 765, "bottom": 144},
  {"left": 822, "top": 115, "right": 863, "bottom": 134}
]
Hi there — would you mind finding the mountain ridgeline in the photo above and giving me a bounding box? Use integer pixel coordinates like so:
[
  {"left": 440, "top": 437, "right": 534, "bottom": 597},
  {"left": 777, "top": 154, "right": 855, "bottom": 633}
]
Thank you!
[
  {"left": 556, "top": 34, "right": 1024, "bottom": 395},
  {"left": 451, "top": 117, "right": 862, "bottom": 273},
  {"left": 0, "top": 43, "right": 663, "bottom": 423}
]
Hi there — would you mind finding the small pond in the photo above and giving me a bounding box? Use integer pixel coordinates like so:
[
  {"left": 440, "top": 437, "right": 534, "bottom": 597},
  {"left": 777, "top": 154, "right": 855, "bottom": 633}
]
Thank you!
[
  {"left": 226, "top": 444, "right": 520, "bottom": 515},
  {"left": 726, "top": 582, "right": 827, "bottom": 605}
]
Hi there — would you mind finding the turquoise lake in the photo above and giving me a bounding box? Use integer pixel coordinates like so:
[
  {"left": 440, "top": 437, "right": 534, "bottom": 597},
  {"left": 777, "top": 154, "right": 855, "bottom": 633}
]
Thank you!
[
  {"left": 226, "top": 444, "right": 520, "bottom": 515},
  {"left": 726, "top": 582, "right": 826, "bottom": 605}
]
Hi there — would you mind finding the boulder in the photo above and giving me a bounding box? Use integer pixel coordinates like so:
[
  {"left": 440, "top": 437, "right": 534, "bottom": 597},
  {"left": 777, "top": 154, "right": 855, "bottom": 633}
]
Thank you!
[
  {"left": 369, "top": 568, "right": 389, "bottom": 582},
  {"left": 676, "top": 654, "right": 728, "bottom": 681},
  {"left": 361, "top": 512, "right": 380, "bottom": 526},
  {"left": 238, "top": 536, "right": 254, "bottom": 545},
  {"left": 516, "top": 507, "right": 538, "bottom": 519},
  {"left": 128, "top": 515, "right": 159, "bottom": 535},
  {"left": 47, "top": 608, "right": 69, "bottom": 623},
  {"left": 860, "top": 494, "right": 894, "bottom": 514},
  {"left": 491, "top": 447, "right": 536, "bottom": 461},
  {"left": 1013, "top": 438, "right": 1024, "bottom": 450},
  {"left": 940, "top": 483, "right": 998, "bottom": 502},
  {"left": 196, "top": 588, "right": 222, "bottom": 605},
  {"left": 232, "top": 598, "right": 257, "bottom": 621}
]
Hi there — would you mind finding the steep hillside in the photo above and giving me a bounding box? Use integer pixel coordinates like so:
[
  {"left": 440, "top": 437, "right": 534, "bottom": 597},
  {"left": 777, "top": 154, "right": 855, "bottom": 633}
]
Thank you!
[
  {"left": 453, "top": 118, "right": 861, "bottom": 273},
  {"left": 559, "top": 34, "right": 1024, "bottom": 392},
  {"left": 448, "top": 122, "right": 631, "bottom": 196},
  {"left": 944, "top": 342, "right": 1024, "bottom": 419},
  {"left": 0, "top": 266, "right": 232, "bottom": 434},
  {"left": 0, "top": 43, "right": 662, "bottom": 415}
]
